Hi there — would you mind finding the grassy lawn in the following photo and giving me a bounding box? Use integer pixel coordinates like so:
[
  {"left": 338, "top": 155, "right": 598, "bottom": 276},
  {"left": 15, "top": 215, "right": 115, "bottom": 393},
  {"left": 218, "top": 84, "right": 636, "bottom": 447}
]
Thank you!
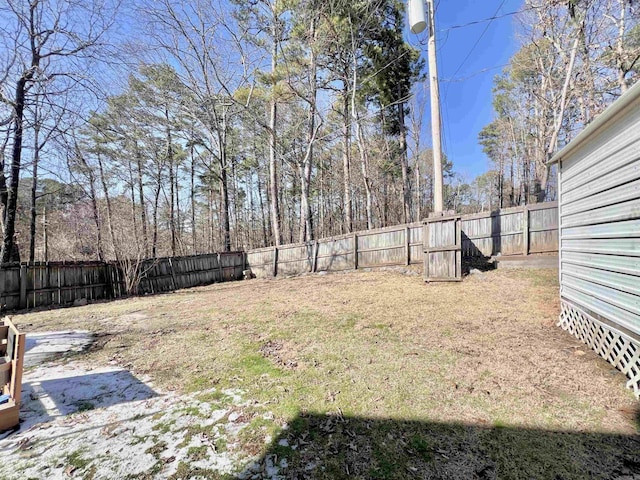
[{"left": 15, "top": 268, "right": 640, "bottom": 479}]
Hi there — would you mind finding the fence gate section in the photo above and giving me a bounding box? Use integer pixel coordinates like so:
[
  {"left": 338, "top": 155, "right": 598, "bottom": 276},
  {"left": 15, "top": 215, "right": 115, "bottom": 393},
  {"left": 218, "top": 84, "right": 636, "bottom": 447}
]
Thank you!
[{"left": 423, "top": 215, "right": 462, "bottom": 282}]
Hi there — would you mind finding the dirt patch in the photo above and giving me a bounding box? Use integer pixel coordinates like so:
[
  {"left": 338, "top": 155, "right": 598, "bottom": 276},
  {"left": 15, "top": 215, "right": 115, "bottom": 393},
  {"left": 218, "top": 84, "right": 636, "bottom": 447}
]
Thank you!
[{"left": 259, "top": 340, "right": 299, "bottom": 370}]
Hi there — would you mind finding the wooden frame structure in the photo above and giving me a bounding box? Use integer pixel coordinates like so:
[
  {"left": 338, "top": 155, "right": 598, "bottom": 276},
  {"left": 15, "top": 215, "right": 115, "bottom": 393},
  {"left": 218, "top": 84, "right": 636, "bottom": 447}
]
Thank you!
[
  {"left": 0, "top": 317, "right": 25, "bottom": 431},
  {"left": 423, "top": 215, "right": 462, "bottom": 282}
]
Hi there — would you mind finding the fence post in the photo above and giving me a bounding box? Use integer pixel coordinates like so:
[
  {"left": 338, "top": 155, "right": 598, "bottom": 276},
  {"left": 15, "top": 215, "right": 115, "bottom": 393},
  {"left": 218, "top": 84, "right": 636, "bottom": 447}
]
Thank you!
[
  {"left": 313, "top": 240, "right": 319, "bottom": 273},
  {"left": 523, "top": 205, "right": 530, "bottom": 256},
  {"left": 105, "top": 263, "right": 114, "bottom": 299},
  {"left": 57, "top": 265, "right": 62, "bottom": 305},
  {"left": 272, "top": 246, "right": 278, "bottom": 277},
  {"left": 19, "top": 264, "right": 27, "bottom": 309},
  {"left": 406, "top": 225, "right": 411, "bottom": 266},
  {"left": 423, "top": 222, "right": 430, "bottom": 282},
  {"left": 353, "top": 234, "right": 358, "bottom": 270}
]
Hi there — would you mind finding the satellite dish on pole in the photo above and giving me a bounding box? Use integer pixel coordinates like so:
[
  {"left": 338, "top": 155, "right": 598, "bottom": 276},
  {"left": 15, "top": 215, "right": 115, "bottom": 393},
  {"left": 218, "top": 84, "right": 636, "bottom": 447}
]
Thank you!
[{"left": 408, "top": 0, "right": 427, "bottom": 34}]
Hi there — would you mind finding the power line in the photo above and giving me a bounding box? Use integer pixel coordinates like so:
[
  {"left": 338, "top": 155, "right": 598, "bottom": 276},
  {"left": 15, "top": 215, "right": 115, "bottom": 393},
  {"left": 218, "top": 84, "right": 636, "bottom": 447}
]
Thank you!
[
  {"left": 436, "top": 37, "right": 453, "bottom": 172},
  {"left": 448, "top": 0, "right": 508, "bottom": 84},
  {"left": 436, "top": 5, "right": 540, "bottom": 33},
  {"left": 439, "top": 0, "right": 510, "bottom": 163},
  {"left": 440, "top": 63, "right": 510, "bottom": 83},
  {"left": 439, "top": 28, "right": 640, "bottom": 84},
  {"left": 439, "top": 2, "right": 511, "bottom": 168}
]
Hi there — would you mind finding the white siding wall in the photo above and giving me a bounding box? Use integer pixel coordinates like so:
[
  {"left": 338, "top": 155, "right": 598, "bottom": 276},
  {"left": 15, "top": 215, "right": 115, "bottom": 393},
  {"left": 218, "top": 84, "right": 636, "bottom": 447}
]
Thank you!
[{"left": 559, "top": 94, "right": 640, "bottom": 338}]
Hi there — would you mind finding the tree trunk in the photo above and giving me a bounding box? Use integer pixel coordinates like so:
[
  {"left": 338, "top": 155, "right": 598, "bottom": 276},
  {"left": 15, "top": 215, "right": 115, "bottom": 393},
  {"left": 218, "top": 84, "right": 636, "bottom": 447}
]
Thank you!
[
  {"left": 166, "top": 113, "right": 176, "bottom": 257},
  {"left": 577, "top": 15, "right": 596, "bottom": 122},
  {"left": 249, "top": 170, "right": 256, "bottom": 248},
  {"left": 42, "top": 205, "right": 48, "bottom": 263},
  {"left": 257, "top": 169, "right": 268, "bottom": 247},
  {"left": 268, "top": 1, "right": 282, "bottom": 246},
  {"left": 382, "top": 171, "right": 389, "bottom": 227},
  {"left": 97, "top": 154, "right": 119, "bottom": 262},
  {"left": 1, "top": 76, "right": 29, "bottom": 264},
  {"left": 29, "top": 120, "right": 40, "bottom": 263},
  {"left": 0, "top": 132, "right": 10, "bottom": 227},
  {"left": 135, "top": 147, "right": 148, "bottom": 257},
  {"left": 83, "top": 157, "right": 104, "bottom": 262},
  {"left": 398, "top": 97, "right": 411, "bottom": 224},
  {"left": 175, "top": 160, "right": 182, "bottom": 254},
  {"left": 128, "top": 159, "right": 140, "bottom": 253},
  {"left": 509, "top": 159, "right": 515, "bottom": 207},
  {"left": 299, "top": 16, "right": 317, "bottom": 243},
  {"left": 540, "top": 36, "right": 579, "bottom": 202},
  {"left": 268, "top": 109, "right": 281, "bottom": 246},
  {"left": 319, "top": 161, "right": 325, "bottom": 238},
  {"left": 207, "top": 184, "right": 214, "bottom": 252},
  {"left": 353, "top": 110, "right": 373, "bottom": 230},
  {"left": 2, "top": 3, "right": 41, "bottom": 264},
  {"left": 190, "top": 142, "right": 197, "bottom": 254},
  {"left": 414, "top": 162, "right": 421, "bottom": 222},
  {"left": 616, "top": 0, "right": 629, "bottom": 94},
  {"left": 220, "top": 161, "right": 231, "bottom": 252},
  {"left": 342, "top": 87, "right": 352, "bottom": 233},
  {"left": 299, "top": 162, "right": 313, "bottom": 243},
  {"left": 152, "top": 169, "right": 162, "bottom": 258}
]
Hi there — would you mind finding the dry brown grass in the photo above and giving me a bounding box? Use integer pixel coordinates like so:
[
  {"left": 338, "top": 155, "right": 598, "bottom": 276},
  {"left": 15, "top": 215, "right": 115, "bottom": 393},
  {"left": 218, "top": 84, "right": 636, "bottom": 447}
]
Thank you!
[{"left": 14, "top": 268, "right": 640, "bottom": 479}]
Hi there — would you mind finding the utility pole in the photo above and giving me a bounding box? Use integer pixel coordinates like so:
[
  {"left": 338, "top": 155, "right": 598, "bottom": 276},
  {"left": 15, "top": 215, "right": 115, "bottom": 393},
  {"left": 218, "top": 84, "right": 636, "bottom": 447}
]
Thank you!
[
  {"left": 409, "top": 0, "right": 445, "bottom": 214},
  {"left": 425, "top": 0, "right": 444, "bottom": 213}
]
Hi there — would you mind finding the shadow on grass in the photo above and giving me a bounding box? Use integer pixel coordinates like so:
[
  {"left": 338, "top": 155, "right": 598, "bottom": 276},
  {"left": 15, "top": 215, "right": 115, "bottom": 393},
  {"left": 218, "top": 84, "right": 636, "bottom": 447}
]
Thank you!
[{"left": 239, "top": 411, "right": 640, "bottom": 480}]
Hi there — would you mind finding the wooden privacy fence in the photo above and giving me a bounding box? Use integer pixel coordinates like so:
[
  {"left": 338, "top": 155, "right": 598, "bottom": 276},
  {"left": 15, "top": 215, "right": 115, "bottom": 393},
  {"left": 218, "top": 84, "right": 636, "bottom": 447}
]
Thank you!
[
  {"left": 461, "top": 202, "right": 558, "bottom": 258},
  {"left": 247, "top": 223, "right": 425, "bottom": 278},
  {"left": 0, "top": 252, "right": 245, "bottom": 311},
  {"left": 247, "top": 201, "right": 558, "bottom": 279},
  {"left": 0, "top": 261, "right": 115, "bottom": 310},
  {"left": 0, "top": 203, "right": 558, "bottom": 308},
  {"left": 133, "top": 252, "right": 245, "bottom": 296}
]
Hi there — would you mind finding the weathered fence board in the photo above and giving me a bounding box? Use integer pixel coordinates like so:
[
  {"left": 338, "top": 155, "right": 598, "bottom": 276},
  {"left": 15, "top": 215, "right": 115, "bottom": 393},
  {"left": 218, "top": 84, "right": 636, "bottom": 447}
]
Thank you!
[
  {"left": 0, "top": 267, "right": 20, "bottom": 310},
  {"left": 247, "top": 202, "right": 558, "bottom": 279},
  {"left": 120, "top": 253, "right": 244, "bottom": 296},
  {"left": 24, "top": 263, "right": 112, "bottom": 309},
  {"left": 248, "top": 223, "right": 426, "bottom": 279},
  {"left": 424, "top": 216, "right": 462, "bottom": 282},
  {"left": 0, "top": 252, "right": 244, "bottom": 311},
  {"left": 461, "top": 202, "right": 558, "bottom": 257}
]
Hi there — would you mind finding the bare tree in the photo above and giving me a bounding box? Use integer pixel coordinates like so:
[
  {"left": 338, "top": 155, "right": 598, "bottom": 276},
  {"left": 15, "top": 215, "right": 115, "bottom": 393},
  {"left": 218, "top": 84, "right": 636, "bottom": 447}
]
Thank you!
[{"left": 0, "top": 0, "right": 118, "bottom": 263}]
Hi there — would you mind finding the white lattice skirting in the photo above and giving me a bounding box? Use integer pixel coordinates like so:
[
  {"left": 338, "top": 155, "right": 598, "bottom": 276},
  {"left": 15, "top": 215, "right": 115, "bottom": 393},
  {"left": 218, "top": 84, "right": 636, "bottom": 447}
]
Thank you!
[{"left": 559, "top": 301, "right": 640, "bottom": 399}]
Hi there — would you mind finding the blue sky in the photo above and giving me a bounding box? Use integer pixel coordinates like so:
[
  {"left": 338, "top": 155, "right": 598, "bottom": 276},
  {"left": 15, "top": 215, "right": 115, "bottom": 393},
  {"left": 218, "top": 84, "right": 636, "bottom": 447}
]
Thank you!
[{"left": 407, "top": 0, "right": 524, "bottom": 181}]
